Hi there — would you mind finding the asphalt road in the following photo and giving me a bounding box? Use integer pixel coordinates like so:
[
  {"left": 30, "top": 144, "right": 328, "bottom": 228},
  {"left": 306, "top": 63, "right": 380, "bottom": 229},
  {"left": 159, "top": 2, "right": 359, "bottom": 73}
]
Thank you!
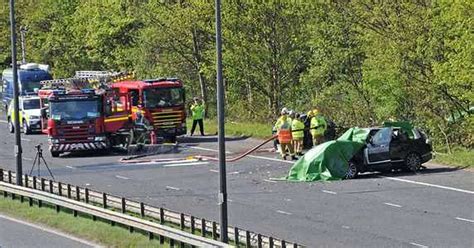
[
  {"left": 0, "top": 214, "right": 92, "bottom": 248},
  {"left": 0, "top": 115, "right": 473, "bottom": 247}
]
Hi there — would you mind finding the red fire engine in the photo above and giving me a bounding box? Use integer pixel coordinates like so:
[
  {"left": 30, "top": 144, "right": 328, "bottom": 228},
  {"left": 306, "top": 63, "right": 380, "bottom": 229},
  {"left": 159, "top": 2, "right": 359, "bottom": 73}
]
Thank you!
[
  {"left": 38, "top": 72, "right": 135, "bottom": 157},
  {"left": 111, "top": 78, "right": 187, "bottom": 142}
]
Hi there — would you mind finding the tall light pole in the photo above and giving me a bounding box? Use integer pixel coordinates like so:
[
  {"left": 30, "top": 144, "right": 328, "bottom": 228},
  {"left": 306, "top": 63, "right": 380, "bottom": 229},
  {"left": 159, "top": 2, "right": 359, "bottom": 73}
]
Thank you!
[
  {"left": 215, "top": 0, "right": 228, "bottom": 243},
  {"left": 20, "top": 26, "right": 27, "bottom": 64},
  {"left": 9, "top": 0, "right": 23, "bottom": 186}
]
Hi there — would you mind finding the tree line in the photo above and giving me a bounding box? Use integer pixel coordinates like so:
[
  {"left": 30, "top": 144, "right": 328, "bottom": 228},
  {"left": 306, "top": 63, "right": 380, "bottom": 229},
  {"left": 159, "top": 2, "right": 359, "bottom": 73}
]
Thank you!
[{"left": 0, "top": 0, "right": 472, "bottom": 150}]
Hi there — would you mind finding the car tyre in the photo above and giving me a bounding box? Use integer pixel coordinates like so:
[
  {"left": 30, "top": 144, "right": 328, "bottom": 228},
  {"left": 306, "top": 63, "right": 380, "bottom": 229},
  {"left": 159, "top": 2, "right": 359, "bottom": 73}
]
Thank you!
[
  {"left": 345, "top": 161, "right": 359, "bottom": 179},
  {"left": 51, "top": 151, "right": 60, "bottom": 158},
  {"left": 405, "top": 152, "right": 421, "bottom": 172},
  {"left": 23, "top": 120, "right": 31, "bottom": 135},
  {"left": 8, "top": 118, "right": 14, "bottom": 133}
]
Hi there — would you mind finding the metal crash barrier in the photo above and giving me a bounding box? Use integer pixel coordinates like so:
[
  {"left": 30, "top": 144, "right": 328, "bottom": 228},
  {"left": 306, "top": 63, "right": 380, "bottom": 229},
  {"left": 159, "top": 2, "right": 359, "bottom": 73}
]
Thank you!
[{"left": 0, "top": 169, "right": 301, "bottom": 248}]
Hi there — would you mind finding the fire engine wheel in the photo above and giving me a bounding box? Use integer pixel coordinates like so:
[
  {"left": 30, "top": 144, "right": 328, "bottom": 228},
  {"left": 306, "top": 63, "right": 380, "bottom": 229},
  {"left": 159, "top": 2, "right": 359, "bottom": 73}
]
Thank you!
[
  {"left": 51, "top": 151, "right": 60, "bottom": 158},
  {"left": 8, "top": 118, "right": 14, "bottom": 133}
]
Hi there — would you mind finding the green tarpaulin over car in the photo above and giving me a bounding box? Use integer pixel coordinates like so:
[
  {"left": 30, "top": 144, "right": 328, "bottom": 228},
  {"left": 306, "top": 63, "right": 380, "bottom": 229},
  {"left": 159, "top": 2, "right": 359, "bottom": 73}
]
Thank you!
[{"left": 285, "top": 127, "right": 371, "bottom": 182}]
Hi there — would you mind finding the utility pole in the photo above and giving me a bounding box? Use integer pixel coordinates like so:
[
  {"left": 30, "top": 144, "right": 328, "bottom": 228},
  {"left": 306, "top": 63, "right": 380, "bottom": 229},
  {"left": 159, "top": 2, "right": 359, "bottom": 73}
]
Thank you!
[
  {"left": 20, "top": 26, "right": 27, "bottom": 64},
  {"left": 9, "top": 0, "right": 23, "bottom": 186},
  {"left": 215, "top": 0, "right": 228, "bottom": 243}
]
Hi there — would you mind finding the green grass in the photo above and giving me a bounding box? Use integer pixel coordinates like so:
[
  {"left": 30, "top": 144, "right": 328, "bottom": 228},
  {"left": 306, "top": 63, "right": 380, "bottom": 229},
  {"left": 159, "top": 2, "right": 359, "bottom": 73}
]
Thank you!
[
  {"left": 434, "top": 147, "right": 474, "bottom": 168},
  {"left": 187, "top": 118, "right": 272, "bottom": 139},
  {"left": 0, "top": 196, "right": 165, "bottom": 247}
]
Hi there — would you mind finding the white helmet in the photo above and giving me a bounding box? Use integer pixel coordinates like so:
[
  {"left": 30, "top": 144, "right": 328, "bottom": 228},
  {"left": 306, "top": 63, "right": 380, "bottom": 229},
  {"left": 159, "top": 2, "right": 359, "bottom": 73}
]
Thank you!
[
  {"left": 281, "top": 107, "right": 289, "bottom": 115},
  {"left": 288, "top": 110, "right": 295, "bottom": 116}
]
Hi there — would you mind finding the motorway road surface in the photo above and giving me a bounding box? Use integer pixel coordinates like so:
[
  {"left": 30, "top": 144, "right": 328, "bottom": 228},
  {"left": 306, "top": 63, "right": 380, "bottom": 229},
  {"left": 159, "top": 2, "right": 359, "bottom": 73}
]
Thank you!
[
  {"left": 0, "top": 214, "right": 92, "bottom": 248},
  {"left": 0, "top": 116, "right": 472, "bottom": 247}
]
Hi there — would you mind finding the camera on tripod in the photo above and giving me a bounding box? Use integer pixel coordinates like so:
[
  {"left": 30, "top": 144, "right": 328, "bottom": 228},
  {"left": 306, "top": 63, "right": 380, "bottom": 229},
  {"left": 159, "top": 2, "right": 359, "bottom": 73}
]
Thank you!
[{"left": 29, "top": 143, "right": 54, "bottom": 179}]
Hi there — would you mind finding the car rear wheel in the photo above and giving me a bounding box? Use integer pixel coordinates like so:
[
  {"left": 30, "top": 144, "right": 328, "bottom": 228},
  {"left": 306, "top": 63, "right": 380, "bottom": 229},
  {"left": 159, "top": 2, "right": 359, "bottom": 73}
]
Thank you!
[
  {"left": 405, "top": 153, "right": 421, "bottom": 172},
  {"left": 345, "top": 161, "right": 359, "bottom": 179},
  {"left": 8, "top": 118, "right": 14, "bottom": 133}
]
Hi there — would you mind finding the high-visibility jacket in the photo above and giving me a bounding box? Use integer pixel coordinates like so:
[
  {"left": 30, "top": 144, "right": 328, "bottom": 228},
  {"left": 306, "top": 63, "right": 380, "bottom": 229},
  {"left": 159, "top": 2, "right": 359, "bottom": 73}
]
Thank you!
[
  {"left": 276, "top": 119, "right": 292, "bottom": 144},
  {"left": 310, "top": 115, "right": 327, "bottom": 136},
  {"left": 190, "top": 104, "right": 205, "bottom": 120},
  {"left": 291, "top": 119, "right": 305, "bottom": 139}
]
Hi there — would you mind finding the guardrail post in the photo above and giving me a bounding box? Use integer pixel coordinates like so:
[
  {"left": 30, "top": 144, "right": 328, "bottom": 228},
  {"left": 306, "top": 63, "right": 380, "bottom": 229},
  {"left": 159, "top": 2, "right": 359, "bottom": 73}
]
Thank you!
[
  {"left": 28, "top": 195, "right": 33, "bottom": 206},
  {"left": 103, "top": 193, "right": 107, "bottom": 209},
  {"left": 201, "top": 219, "right": 206, "bottom": 237},
  {"left": 293, "top": 243, "right": 297, "bottom": 248},
  {"left": 245, "top": 231, "right": 251, "bottom": 248},
  {"left": 148, "top": 232, "right": 153, "bottom": 240},
  {"left": 49, "top": 180, "right": 53, "bottom": 193},
  {"left": 75, "top": 186, "right": 80, "bottom": 201},
  {"left": 234, "top": 227, "right": 239, "bottom": 247},
  {"left": 212, "top": 221, "right": 217, "bottom": 240},
  {"left": 41, "top": 178, "right": 45, "bottom": 191},
  {"left": 159, "top": 207, "right": 164, "bottom": 224},
  {"left": 24, "top": 174, "right": 28, "bottom": 187},
  {"left": 58, "top": 182, "right": 62, "bottom": 196},
  {"left": 140, "top": 202, "right": 145, "bottom": 217},
  {"left": 85, "top": 188, "right": 89, "bottom": 203},
  {"left": 8, "top": 171, "right": 12, "bottom": 183},
  {"left": 33, "top": 176, "right": 37, "bottom": 189},
  {"left": 257, "top": 234, "right": 262, "bottom": 248},
  {"left": 121, "top": 197, "right": 126, "bottom": 213},
  {"left": 269, "top": 237, "right": 274, "bottom": 248},
  {"left": 281, "top": 240, "right": 286, "bottom": 248},
  {"left": 67, "top": 184, "right": 71, "bottom": 199},
  {"left": 170, "top": 238, "right": 175, "bottom": 247},
  {"left": 191, "top": 216, "right": 195, "bottom": 234},
  {"left": 180, "top": 213, "right": 185, "bottom": 230},
  {"left": 56, "top": 204, "right": 60, "bottom": 213}
]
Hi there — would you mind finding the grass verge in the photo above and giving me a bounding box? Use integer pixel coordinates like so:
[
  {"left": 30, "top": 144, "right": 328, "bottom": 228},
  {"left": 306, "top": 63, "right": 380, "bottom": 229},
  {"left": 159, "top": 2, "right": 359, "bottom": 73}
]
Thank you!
[
  {"left": 0, "top": 196, "right": 164, "bottom": 247},
  {"left": 434, "top": 147, "right": 474, "bottom": 168},
  {"left": 187, "top": 118, "right": 271, "bottom": 139}
]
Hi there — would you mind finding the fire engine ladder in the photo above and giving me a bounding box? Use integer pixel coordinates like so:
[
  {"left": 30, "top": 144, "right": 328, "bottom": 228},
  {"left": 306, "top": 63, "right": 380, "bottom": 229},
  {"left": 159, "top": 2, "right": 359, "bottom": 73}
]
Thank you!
[{"left": 40, "top": 77, "right": 91, "bottom": 90}]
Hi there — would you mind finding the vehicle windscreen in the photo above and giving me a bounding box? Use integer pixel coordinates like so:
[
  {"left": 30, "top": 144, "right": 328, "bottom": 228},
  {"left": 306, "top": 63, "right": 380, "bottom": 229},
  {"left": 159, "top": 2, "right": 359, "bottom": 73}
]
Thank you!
[
  {"left": 49, "top": 100, "right": 100, "bottom": 121},
  {"left": 23, "top": 99, "right": 40, "bottom": 110},
  {"left": 21, "top": 81, "right": 42, "bottom": 94},
  {"left": 144, "top": 88, "right": 184, "bottom": 108}
]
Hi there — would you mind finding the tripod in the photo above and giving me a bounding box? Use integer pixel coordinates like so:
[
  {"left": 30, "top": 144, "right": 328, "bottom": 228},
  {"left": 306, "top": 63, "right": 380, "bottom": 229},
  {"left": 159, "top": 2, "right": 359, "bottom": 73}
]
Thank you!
[{"left": 29, "top": 144, "right": 55, "bottom": 180}]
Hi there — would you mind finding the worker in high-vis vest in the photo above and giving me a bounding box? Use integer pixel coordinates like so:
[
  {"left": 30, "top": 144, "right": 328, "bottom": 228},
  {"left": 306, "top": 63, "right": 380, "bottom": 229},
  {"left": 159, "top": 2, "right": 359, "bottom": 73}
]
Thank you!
[
  {"left": 291, "top": 113, "right": 305, "bottom": 156},
  {"left": 276, "top": 112, "right": 296, "bottom": 160},
  {"left": 310, "top": 109, "right": 327, "bottom": 146},
  {"left": 190, "top": 97, "right": 205, "bottom": 136}
]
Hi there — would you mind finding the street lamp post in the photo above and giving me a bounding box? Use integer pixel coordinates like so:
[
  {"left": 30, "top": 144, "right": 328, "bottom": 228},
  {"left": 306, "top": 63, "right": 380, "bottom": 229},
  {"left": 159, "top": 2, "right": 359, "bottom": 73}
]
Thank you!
[
  {"left": 20, "top": 26, "right": 27, "bottom": 64},
  {"left": 215, "top": 0, "right": 228, "bottom": 243},
  {"left": 9, "top": 0, "right": 23, "bottom": 186}
]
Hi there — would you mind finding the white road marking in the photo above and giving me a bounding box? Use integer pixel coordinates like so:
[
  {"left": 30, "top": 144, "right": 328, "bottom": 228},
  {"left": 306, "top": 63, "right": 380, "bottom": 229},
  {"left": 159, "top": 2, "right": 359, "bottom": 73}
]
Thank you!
[
  {"left": 115, "top": 175, "right": 129, "bottom": 180},
  {"left": 85, "top": 183, "right": 91, "bottom": 186},
  {"left": 210, "top": 169, "right": 219, "bottom": 173},
  {"left": 410, "top": 242, "right": 429, "bottom": 248},
  {"left": 342, "top": 225, "right": 350, "bottom": 229},
  {"left": 23, "top": 157, "right": 33, "bottom": 161},
  {"left": 384, "top": 202, "right": 402, "bottom": 208},
  {"left": 263, "top": 179, "right": 277, "bottom": 183},
  {"left": 21, "top": 138, "right": 31, "bottom": 142},
  {"left": 228, "top": 171, "right": 240, "bottom": 175},
  {"left": 284, "top": 198, "right": 292, "bottom": 202},
  {"left": 381, "top": 176, "right": 474, "bottom": 195},
  {"left": 0, "top": 120, "right": 7, "bottom": 123},
  {"left": 228, "top": 199, "right": 233, "bottom": 202},
  {"left": 166, "top": 186, "right": 180, "bottom": 191},
  {"left": 0, "top": 214, "right": 100, "bottom": 247},
  {"left": 276, "top": 210, "right": 292, "bottom": 215},
  {"left": 322, "top": 190, "right": 337, "bottom": 195},
  {"left": 65, "top": 166, "right": 75, "bottom": 169},
  {"left": 189, "top": 146, "right": 232, "bottom": 154},
  {"left": 162, "top": 162, "right": 208, "bottom": 167},
  {"left": 455, "top": 217, "right": 474, "bottom": 223},
  {"left": 189, "top": 146, "right": 294, "bottom": 164}
]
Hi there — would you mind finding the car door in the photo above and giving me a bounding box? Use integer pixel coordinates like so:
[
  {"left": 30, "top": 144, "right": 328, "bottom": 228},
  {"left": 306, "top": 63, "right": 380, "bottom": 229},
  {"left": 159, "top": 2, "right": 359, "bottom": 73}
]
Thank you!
[{"left": 365, "top": 127, "right": 392, "bottom": 165}]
